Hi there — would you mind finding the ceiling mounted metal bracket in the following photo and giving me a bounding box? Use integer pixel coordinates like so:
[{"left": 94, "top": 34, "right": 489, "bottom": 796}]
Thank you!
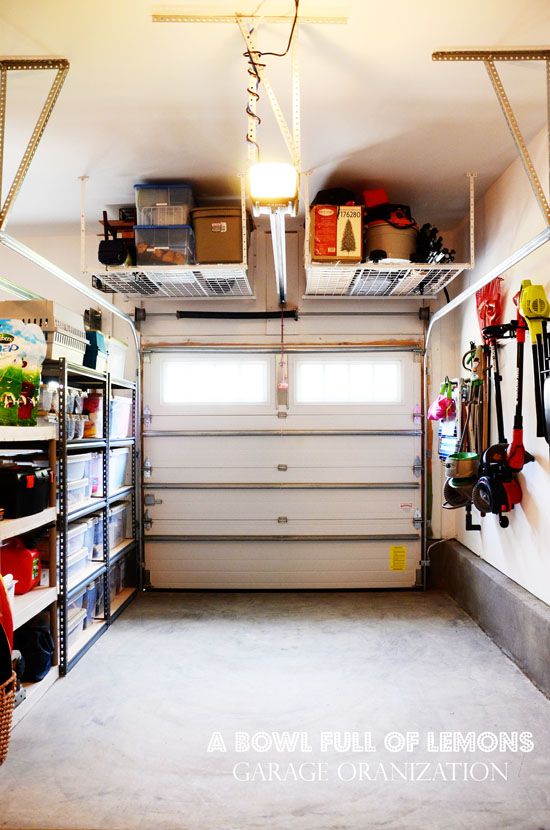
[
  {"left": 0, "top": 57, "right": 69, "bottom": 230},
  {"left": 236, "top": 16, "right": 300, "bottom": 169},
  {"left": 152, "top": 12, "right": 347, "bottom": 25},
  {"left": 433, "top": 48, "right": 550, "bottom": 227}
]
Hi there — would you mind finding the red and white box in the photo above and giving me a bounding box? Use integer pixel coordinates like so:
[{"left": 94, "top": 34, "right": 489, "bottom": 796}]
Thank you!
[{"left": 310, "top": 205, "right": 363, "bottom": 262}]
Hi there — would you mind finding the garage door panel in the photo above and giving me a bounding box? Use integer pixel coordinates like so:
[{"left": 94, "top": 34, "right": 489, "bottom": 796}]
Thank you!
[
  {"left": 147, "top": 540, "right": 420, "bottom": 589},
  {"left": 144, "top": 435, "right": 420, "bottom": 484},
  {"left": 146, "top": 465, "right": 415, "bottom": 484},
  {"left": 145, "top": 488, "right": 419, "bottom": 521},
  {"left": 147, "top": 413, "right": 419, "bottom": 432},
  {"left": 147, "top": 518, "right": 416, "bottom": 535}
]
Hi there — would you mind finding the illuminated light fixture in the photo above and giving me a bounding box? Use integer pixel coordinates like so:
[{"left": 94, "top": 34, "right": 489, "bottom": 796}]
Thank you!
[{"left": 249, "top": 162, "right": 299, "bottom": 304}]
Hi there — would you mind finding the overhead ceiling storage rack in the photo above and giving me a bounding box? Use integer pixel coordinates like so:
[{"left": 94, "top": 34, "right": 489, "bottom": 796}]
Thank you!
[
  {"left": 88, "top": 175, "right": 254, "bottom": 300},
  {"left": 303, "top": 172, "right": 476, "bottom": 298}
]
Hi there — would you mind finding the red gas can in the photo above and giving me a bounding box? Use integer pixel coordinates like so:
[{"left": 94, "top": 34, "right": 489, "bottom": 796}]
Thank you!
[{"left": 0, "top": 537, "right": 41, "bottom": 595}]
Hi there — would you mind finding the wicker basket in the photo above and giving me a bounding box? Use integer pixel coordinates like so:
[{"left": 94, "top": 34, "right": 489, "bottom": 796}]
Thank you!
[{"left": 0, "top": 672, "right": 16, "bottom": 766}]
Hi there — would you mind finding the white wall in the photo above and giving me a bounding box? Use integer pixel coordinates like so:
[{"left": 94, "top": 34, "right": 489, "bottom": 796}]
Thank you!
[
  {"left": 432, "top": 128, "right": 550, "bottom": 604},
  {"left": 0, "top": 227, "right": 139, "bottom": 378}
]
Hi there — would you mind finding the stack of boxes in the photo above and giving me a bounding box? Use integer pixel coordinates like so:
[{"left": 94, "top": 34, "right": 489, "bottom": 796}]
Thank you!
[{"left": 134, "top": 184, "right": 196, "bottom": 266}]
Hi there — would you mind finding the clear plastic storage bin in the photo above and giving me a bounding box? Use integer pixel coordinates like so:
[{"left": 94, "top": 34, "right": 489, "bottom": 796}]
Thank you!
[
  {"left": 109, "top": 397, "right": 133, "bottom": 439},
  {"left": 66, "top": 452, "right": 92, "bottom": 483},
  {"left": 75, "top": 516, "right": 100, "bottom": 559},
  {"left": 92, "top": 516, "right": 104, "bottom": 559},
  {"left": 90, "top": 452, "right": 103, "bottom": 495},
  {"left": 108, "top": 502, "right": 130, "bottom": 549},
  {"left": 67, "top": 586, "right": 86, "bottom": 618},
  {"left": 134, "top": 183, "right": 194, "bottom": 226},
  {"left": 84, "top": 581, "right": 98, "bottom": 626},
  {"left": 134, "top": 225, "right": 195, "bottom": 266},
  {"left": 108, "top": 447, "right": 130, "bottom": 493},
  {"left": 64, "top": 522, "right": 88, "bottom": 557},
  {"left": 109, "top": 565, "right": 117, "bottom": 603},
  {"left": 67, "top": 547, "right": 89, "bottom": 588},
  {"left": 67, "top": 608, "right": 86, "bottom": 651},
  {"left": 106, "top": 336, "right": 127, "bottom": 379},
  {"left": 66, "top": 477, "right": 91, "bottom": 509}
]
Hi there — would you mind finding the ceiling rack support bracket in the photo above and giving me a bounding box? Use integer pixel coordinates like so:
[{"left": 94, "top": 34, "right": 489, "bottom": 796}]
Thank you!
[
  {"left": 0, "top": 57, "right": 70, "bottom": 230},
  {"left": 236, "top": 17, "right": 300, "bottom": 169},
  {"left": 432, "top": 48, "right": 550, "bottom": 228},
  {"left": 484, "top": 60, "right": 550, "bottom": 226}
]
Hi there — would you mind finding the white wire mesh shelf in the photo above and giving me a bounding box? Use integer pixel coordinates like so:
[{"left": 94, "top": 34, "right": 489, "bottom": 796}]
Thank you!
[
  {"left": 304, "top": 262, "right": 470, "bottom": 298},
  {"left": 92, "top": 265, "right": 253, "bottom": 299}
]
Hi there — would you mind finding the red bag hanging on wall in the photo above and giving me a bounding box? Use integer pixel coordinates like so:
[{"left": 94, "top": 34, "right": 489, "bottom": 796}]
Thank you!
[{"left": 476, "top": 277, "right": 504, "bottom": 335}]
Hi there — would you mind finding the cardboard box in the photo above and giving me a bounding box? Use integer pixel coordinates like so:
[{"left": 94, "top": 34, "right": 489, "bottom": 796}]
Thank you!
[{"left": 310, "top": 205, "right": 363, "bottom": 262}]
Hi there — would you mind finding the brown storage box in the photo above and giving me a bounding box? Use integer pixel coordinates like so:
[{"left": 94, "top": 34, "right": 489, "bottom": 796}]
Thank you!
[
  {"left": 192, "top": 207, "right": 247, "bottom": 264},
  {"left": 310, "top": 205, "right": 362, "bottom": 262}
]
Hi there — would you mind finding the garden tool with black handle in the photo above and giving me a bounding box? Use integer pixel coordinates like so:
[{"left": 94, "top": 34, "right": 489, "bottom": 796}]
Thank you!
[
  {"left": 519, "top": 279, "right": 550, "bottom": 443},
  {"left": 473, "top": 296, "right": 534, "bottom": 528}
]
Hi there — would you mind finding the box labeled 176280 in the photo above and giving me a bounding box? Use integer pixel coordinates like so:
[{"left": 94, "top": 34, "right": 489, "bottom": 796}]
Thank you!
[{"left": 310, "top": 205, "right": 363, "bottom": 262}]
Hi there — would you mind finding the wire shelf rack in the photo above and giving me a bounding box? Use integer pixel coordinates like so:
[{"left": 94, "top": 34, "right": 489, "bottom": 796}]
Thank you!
[
  {"left": 304, "top": 262, "right": 470, "bottom": 298},
  {"left": 92, "top": 265, "right": 254, "bottom": 299}
]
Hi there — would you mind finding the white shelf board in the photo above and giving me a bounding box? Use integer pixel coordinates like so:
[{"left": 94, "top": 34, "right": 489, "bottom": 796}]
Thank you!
[
  {"left": 110, "top": 586, "right": 136, "bottom": 616},
  {"left": 304, "top": 262, "right": 470, "bottom": 298},
  {"left": 67, "top": 560, "right": 106, "bottom": 595},
  {"left": 0, "top": 506, "right": 57, "bottom": 542},
  {"left": 109, "top": 538, "right": 135, "bottom": 564},
  {"left": 92, "top": 264, "right": 253, "bottom": 299},
  {"left": 13, "top": 586, "right": 57, "bottom": 630},
  {"left": 0, "top": 425, "right": 56, "bottom": 442},
  {"left": 12, "top": 665, "right": 59, "bottom": 729},
  {"left": 68, "top": 617, "right": 106, "bottom": 663}
]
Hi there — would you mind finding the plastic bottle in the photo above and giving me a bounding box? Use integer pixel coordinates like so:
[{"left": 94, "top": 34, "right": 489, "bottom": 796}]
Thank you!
[{"left": 0, "top": 537, "right": 41, "bottom": 595}]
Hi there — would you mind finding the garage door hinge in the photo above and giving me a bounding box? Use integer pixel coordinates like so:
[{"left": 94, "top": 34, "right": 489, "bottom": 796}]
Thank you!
[
  {"left": 413, "top": 508, "right": 423, "bottom": 529},
  {"left": 143, "top": 510, "right": 153, "bottom": 531},
  {"left": 413, "top": 404, "right": 422, "bottom": 423},
  {"left": 143, "top": 458, "right": 152, "bottom": 479},
  {"left": 143, "top": 405, "right": 152, "bottom": 430},
  {"left": 144, "top": 494, "right": 163, "bottom": 506},
  {"left": 412, "top": 456, "right": 422, "bottom": 478},
  {"left": 277, "top": 410, "right": 288, "bottom": 419}
]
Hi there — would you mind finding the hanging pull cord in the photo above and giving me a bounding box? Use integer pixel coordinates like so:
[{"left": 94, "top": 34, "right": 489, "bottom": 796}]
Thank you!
[{"left": 278, "top": 305, "right": 288, "bottom": 390}]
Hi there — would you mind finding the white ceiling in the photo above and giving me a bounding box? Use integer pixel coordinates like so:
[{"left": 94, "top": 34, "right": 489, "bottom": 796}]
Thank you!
[{"left": 1, "top": 0, "right": 549, "bottom": 234}]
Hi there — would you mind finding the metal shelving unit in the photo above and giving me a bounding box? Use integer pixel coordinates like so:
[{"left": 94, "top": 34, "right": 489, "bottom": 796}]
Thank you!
[
  {"left": 42, "top": 359, "right": 140, "bottom": 674},
  {"left": 0, "top": 424, "right": 59, "bottom": 724}
]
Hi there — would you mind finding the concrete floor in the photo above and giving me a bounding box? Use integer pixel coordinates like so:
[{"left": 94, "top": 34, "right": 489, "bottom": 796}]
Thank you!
[{"left": 1, "top": 590, "right": 549, "bottom": 830}]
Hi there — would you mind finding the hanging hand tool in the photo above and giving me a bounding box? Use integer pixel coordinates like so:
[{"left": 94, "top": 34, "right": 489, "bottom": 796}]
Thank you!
[
  {"left": 519, "top": 280, "right": 550, "bottom": 444},
  {"left": 519, "top": 279, "right": 549, "bottom": 441},
  {"left": 473, "top": 295, "right": 534, "bottom": 528}
]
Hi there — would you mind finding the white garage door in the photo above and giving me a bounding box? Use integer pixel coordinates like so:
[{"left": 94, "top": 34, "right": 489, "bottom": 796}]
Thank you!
[{"left": 142, "top": 349, "right": 423, "bottom": 589}]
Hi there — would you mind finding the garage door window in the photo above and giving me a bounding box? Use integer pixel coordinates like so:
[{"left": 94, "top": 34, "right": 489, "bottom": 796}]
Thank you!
[
  {"left": 294, "top": 358, "right": 402, "bottom": 404},
  {"left": 161, "top": 357, "right": 270, "bottom": 404}
]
